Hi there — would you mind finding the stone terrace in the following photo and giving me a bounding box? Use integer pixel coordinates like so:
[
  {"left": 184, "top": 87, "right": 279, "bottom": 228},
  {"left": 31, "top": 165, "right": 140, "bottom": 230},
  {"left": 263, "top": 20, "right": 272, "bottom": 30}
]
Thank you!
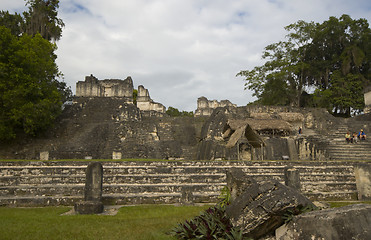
[{"left": 0, "top": 160, "right": 363, "bottom": 207}]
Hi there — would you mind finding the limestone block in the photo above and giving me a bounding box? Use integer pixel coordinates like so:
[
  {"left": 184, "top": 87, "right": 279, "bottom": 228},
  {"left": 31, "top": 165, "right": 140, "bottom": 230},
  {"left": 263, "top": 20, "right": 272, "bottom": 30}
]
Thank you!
[
  {"left": 74, "top": 201, "right": 104, "bottom": 215},
  {"left": 250, "top": 112, "right": 272, "bottom": 119},
  {"left": 74, "top": 162, "right": 104, "bottom": 214},
  {"left": 225, "top": 168, "right": 314, "bottom": 239},
  {"left": 276, "top": 204, "right": 371, "bottom": 240},
  {"left": 84, "top": 162, "right": 103, "bottom": 202},
  {"left": 112, "top": 151, "right": 122, "bottom": 160},
  {"left": 278, "top": 112, "right": 304, "bottom": 122},
  {"left": 39, "top": 151, "right": 49, "bottom": 161},
  {"left": 284, "top": 167, "right": 301, "bottom": 191},
  {"left": 355, "top": 164, "right": 371, "bottom": 200}
]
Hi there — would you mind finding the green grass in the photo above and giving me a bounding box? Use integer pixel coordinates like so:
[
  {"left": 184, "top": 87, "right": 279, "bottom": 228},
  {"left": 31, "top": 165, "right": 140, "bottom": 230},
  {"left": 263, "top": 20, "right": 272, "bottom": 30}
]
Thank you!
[{"left": 0, "top": 205, "right": 211, "bottom": 240}]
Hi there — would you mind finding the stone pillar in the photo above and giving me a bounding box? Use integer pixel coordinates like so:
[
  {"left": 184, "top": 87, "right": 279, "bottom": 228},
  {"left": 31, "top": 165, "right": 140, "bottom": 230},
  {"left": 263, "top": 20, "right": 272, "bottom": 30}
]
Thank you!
[
  {"left": 284, "top": 167, "right": 301, "bottom": 191},
  {"left": 354, "top": 164, "right": 371, "bottom": 200},
  {"left": 74, "top": 162, "right": 104, "bottom": 214},
  {"left": 112, "top": 151, "right": 122, "bottom": 160},
  {"left": 40, "top": 151, "right": 49, "bottom": 160},
  {"left": 180, "top": 186, "right": 194, "bottom": 205}
]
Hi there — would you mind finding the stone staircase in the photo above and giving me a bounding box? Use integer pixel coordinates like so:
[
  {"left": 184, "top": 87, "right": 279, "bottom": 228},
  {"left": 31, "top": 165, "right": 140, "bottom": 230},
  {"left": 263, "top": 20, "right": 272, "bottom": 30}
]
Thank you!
[
  {"left": 300, "top": 118, "right": 371, "bottom": 161},
  {"left": 323, "top": 122, "right": 371, "bottom": 161},
  {"left": 0, "top": 161, "right": 360, "bottom": 207}
]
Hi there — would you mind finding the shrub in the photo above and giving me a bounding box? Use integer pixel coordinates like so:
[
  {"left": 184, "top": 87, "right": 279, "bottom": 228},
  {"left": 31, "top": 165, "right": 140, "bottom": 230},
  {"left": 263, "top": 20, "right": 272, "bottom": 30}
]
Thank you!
[{"left": 170, "top": 205, "right": 245, "bottom": 240}]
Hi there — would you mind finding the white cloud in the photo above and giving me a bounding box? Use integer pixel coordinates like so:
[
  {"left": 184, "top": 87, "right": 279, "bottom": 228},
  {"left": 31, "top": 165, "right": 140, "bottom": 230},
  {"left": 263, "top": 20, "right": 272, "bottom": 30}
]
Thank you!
[{"left": 2, "top": 0, "right": 371, "bottom": 111}]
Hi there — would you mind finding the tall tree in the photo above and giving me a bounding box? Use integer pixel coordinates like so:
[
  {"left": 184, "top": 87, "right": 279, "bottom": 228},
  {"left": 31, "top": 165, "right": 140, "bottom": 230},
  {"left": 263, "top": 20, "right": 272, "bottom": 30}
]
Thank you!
[
  {"left": 0, "top": 26, "right": 63, "bottom": 140},
  {"left": 238, "top": 20, "right": 315, "bottom": 107},
  {"left": 0, "top": 11, "right": 24, "bottom": 36},
  {"left": 238, "top": 15, "right": 370, "bottom": 116},
  {"left": 23, "top": 0, "right": 64, "bottom": 41},
  {"left": 307, "top": 15, "right": 370, "bottom": 116}
]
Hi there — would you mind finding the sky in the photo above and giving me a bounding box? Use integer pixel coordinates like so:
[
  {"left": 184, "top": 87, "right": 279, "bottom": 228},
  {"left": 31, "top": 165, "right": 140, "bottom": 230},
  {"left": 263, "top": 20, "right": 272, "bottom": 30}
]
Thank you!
[{"left": 2, "top": 0, "right": 371, "bottom": 111}]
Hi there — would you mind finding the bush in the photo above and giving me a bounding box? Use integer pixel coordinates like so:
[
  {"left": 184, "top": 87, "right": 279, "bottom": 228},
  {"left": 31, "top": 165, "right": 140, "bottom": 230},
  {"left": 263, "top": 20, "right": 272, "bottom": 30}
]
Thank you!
[{"left": 170, "top": 205, "right": 245, "bottom": 240}]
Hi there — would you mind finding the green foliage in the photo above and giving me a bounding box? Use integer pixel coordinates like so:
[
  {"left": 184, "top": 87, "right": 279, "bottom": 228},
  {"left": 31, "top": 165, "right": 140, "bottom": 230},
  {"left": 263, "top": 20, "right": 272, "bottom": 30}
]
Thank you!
[
  {"left": 0, "top": 1, "right": 69, "bottom": 140},
  {"left": 171, "top": 205, "right": 245, "bottom": 240},
  {"left": 166, "top": 106, "right": 194, "bottom": 117},
  {"left": 282, "top": 205, "right": 318, "bottom": 224},
  {"left": 0, "top": 26, "right": 63, "bottom": 140},
  {"left": 0, "top": 11, "right": 24, "bottom": 36},
  {"left": 0, "top": 1, "right": 64, "bottom": 42},
  {"left": 238, "top": 14, "right": 370, "bottom": 115},
  {"left": 133, "top": 89, "right": 138, "bottom": 105},
  {"left": 218, "top": 186, "right": 231, "bottom": 208},
  {"left": 23, "top": 0, "right": 65, "bottom": 41}
]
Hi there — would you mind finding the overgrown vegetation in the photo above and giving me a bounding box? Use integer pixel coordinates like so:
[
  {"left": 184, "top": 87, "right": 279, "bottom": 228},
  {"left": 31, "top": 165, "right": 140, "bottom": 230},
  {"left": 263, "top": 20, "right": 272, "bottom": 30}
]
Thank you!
[
  {"left": 282, "top": 204, "right": 318, "bottom": 223},
  {"left": 170, "top": 205, "right": 244, "bottom": 240},
  {"left": 238, "top": 14, "right": 370, "bottom": 117},
  {"left": 0, "top": 0, "right": 71, "bottom": 141},
  {"left": 170, "top": 186, "right": 247, "bottom": 240},
  {"left": 166, "top": 107, "right": 194, "bottom": 117}
]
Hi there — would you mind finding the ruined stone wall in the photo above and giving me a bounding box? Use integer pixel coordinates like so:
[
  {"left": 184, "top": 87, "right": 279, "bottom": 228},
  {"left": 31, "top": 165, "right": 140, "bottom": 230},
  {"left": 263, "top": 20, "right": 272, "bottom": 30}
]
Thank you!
[
  {"left": 0, "top": 160, "right": 366, "bottom": 206},
  {"left": 76, "top": 75, "right": 134, "bottom": 100},
  {"left": 0, "top": 97, "right": 202, "bottom": 160},
  {"left": 136, "top": 85, "right": 166, "bottom": 113},
  {"left": 195, "top": 97, "right": 237, "bottom": 116}
]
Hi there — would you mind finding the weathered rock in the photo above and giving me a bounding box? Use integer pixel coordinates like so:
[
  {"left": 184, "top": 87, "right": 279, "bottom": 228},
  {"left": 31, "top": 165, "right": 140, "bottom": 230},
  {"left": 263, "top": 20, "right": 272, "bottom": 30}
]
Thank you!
[
  {"left": 84, "top": 162, "right": 103, "bottom": 202},
  {"left": 74, "top": 201, "right": 104, "bottom": 215},
  {"left": 355, "top": 164, "right": 371, "bottom": 200},
  {"left": 74, "top": 162, "right": 104, "bottom": 214},
  {"left": 284, "top": 167, "right": 301, "bottom": 191},
  {"left": 226, "top": 167, "right": 258, "bottom": 202},
  {"left": 276, "top": 204, "right": 371, "bottom": 240},
  {"left": 225, "top": 168, "right": 314, "bottom": 239}
]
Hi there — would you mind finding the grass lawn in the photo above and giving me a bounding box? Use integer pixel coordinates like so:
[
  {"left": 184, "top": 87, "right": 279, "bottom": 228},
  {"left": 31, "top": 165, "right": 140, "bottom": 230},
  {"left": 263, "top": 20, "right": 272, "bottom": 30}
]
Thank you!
[{"left": 0, "top": 204, "right": 211, "bottom": 240}]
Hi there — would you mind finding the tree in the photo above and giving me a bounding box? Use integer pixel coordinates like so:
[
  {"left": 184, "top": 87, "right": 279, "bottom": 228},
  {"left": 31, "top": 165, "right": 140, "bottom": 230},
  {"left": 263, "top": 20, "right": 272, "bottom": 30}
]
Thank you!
[
  {"left": 0, "top": 11, "right": 24, "bottom": 36},
  {"left": 166, "top": 107, "right": 194, "bottom": 117},
  {"left": 306, "top": 15, "right": 370, "bottom": 116},
  {"left": 238, "top": 20, "right": 315, "bottom": 107},
  {"left": 238, "top": 15, "right": 370, "bottom": 116},
  {"left": 23, "top": 0, "right": 64, "bottom": 41},
  {"left": 0, "top": 26, "right": 63, "bottom": 140}
]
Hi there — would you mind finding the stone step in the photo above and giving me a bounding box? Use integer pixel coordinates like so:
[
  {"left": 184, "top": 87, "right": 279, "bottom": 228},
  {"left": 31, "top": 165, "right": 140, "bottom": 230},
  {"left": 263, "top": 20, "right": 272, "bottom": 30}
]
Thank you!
[
  {"left": 0, "top": 195, "right": 82, "bottom": 207},
  {"left": 0, "top": 192, "right": 221, "bottom": 207},
  {"left": 0, "top": 172, "right": 355, "bottom": 187},
  {"left": 303, "top": 191, "right": 358, "bottom": 201},
  {"left": 301, "top": 181, "right": 357, "bottom": 192},
  {"left": 0, "top": 183, "right": 225, "bottom": 197}
]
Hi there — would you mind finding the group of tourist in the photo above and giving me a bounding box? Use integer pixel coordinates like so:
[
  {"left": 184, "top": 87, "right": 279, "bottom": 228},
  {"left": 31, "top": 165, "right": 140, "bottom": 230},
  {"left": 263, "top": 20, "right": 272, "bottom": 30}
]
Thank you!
[{"left": 345, "top": 129, "right": 367, "bottom": 143}]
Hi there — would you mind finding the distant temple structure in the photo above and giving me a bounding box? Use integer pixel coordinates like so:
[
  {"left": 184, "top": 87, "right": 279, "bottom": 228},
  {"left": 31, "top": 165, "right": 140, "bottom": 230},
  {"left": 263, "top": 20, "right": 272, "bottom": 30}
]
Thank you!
[
  {"left": 136, "top": 85, "right": 165, "bottom": 113},
  {"left": 76, "top": 74, "right": 165, "bottom": 113},
  {"left": 76, "top": 75, "right": 134, "bottom": 99},
  {"left": 195, "top": 96, "right": 237, "bottom": 116}
]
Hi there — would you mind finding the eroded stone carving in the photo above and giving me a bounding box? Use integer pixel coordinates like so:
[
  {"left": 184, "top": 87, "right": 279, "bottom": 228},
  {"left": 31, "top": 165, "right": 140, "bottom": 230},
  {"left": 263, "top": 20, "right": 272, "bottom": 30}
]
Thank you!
[{"left": 74, "top": 162, "right": 104, "bottom": 214}]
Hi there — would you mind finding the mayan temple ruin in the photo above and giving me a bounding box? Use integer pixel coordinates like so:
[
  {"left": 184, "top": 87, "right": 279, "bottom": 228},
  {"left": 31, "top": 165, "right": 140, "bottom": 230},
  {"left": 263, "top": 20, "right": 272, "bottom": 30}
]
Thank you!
[
  {"left": 1, "top": 75, "right": 371, "bottom": 214},
  {"left": 1, "top": 74, "right": 371, "bottom": 161},
  {"left": 1, "top": 75, "right": 371, "bottom": 240}
]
